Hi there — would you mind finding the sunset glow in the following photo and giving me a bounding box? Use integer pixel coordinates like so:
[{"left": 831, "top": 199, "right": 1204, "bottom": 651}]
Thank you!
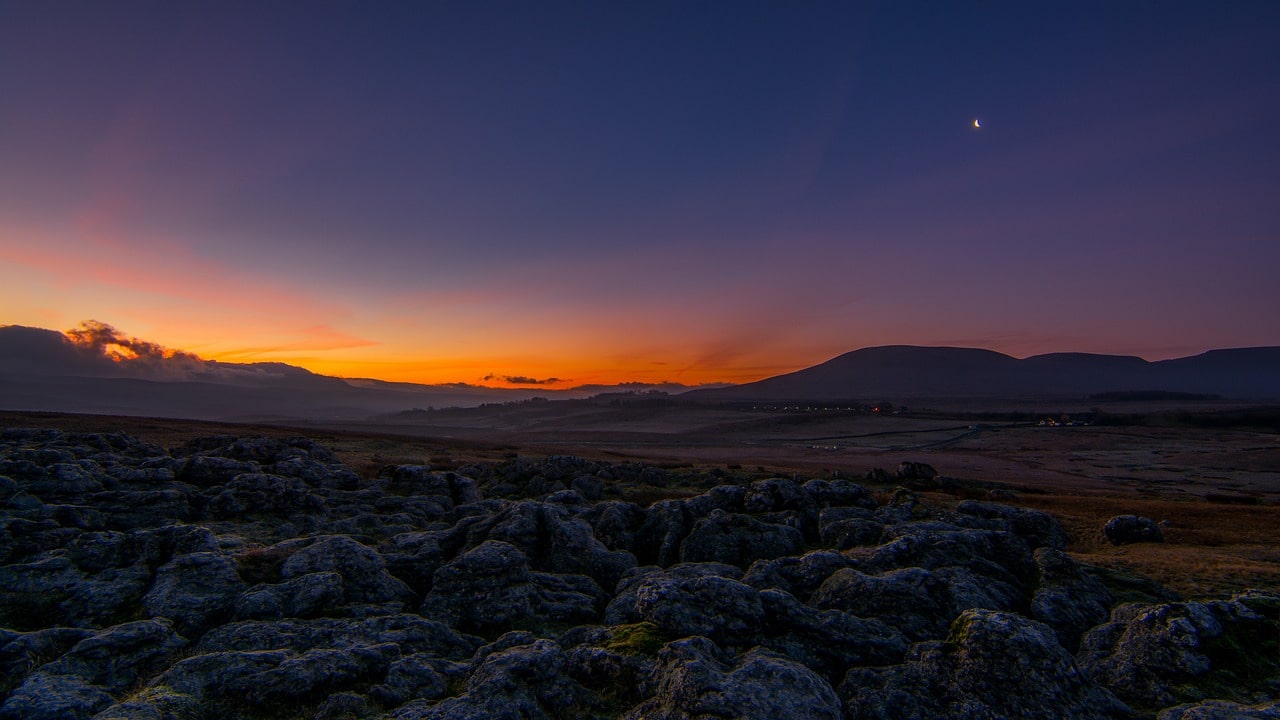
[{"left": 2, "top": 3, "right": 1276, "bottom": 387}]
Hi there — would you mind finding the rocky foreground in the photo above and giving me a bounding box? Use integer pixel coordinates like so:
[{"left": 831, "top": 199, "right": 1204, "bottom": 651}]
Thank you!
[{"left": 0, "top": 429, "right": 1276, "bottom": 720}]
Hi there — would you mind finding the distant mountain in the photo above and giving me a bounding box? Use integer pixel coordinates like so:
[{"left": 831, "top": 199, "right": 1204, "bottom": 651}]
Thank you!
[
  {"left": 686, "top": 345, "right": 1280, "bottom": 402},
  {"left": 6, "top": 324, "right": 1276, "bottom": 420},
  {"left": 0, "top": 325, "right": 716, "bottom": 422}
]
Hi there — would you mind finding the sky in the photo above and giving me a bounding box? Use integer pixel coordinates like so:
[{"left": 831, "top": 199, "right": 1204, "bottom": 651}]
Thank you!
[{"left": 2, "top": 1, "right": 1278, "bottom": 388}]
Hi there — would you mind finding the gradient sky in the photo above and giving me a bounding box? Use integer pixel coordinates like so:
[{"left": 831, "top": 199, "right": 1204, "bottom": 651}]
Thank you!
[{"left": 2, "top": 1, "right": 1278, "bottom": 387}]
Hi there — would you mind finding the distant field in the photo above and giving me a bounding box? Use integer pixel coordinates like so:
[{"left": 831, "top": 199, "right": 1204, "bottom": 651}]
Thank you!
[{"left": 3, "top": 404, "right": 1277, "bottom": 599}]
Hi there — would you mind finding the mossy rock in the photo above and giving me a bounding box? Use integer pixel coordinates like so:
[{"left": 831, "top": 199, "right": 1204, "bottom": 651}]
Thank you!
[
  {"left": 107, "top": 686, "right": 202, "bottom": 720},
  {"left": 604, "top": 622, "right": 669, "bottom": 656}
]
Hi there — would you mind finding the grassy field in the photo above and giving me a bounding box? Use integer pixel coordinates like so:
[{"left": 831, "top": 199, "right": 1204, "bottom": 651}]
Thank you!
[{"left": 1008, "top": 493, "right": 1280, "bottom": 598}]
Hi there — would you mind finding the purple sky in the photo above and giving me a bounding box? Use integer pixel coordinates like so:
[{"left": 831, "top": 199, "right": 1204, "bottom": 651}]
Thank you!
[{"left": 1, "top": 1, "right": 1277, "bottom": 386}]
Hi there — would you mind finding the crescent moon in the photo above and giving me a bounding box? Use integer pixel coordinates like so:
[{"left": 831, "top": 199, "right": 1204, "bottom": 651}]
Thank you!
[{"left": 973, "top": 118, "right": 982, "bottom": 129}]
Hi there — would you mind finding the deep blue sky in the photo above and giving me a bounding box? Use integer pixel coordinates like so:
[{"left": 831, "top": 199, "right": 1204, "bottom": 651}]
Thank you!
[{"left": 2, "top": 1, "right": 1277, "bottom": 385}]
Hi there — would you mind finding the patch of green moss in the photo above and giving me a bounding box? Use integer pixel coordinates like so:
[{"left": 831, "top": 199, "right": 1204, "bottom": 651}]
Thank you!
[
  {"left": 942, "top": 616, "right": 975, "bottom": 649},
  {"left": 121, "top": 686, "right": 202, "bottom": 720},
  {"left": 604, "top": 622, "right": 668, "bottom": 656}
]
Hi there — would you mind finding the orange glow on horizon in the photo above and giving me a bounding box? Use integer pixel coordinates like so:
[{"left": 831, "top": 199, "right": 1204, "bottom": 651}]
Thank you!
[
  {"left": 224, "top": 351, "right": 784, "bottom": 389},
  {"left": 7, "top": 218, "right": 1249, "bottom": 391},
  {"left": 39, "top": 318, "right": 783, "bottom": 389},
  {"left": 1, "top": 221, "right": 800, "bottom": 388}
]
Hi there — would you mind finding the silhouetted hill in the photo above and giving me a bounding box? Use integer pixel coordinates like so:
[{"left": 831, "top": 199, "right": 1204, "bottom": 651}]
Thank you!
[
  {"left": 0, "top": 326, "right": 588, "bottom": 420},
  {"left": 0, "top": 325, "right": 721, "bottom": 421},
  {"left": 0, "top": 324, "right": 105, "bottom": 376},
  {"left": 1153, "top": 348, "right": 1280, "bottom": 398},
  {"left": 687, "top": 345, "right": 1280, "bottom": 402},
  {"left": 6, "top": 325, "right": 1277, "bottom": 418}
]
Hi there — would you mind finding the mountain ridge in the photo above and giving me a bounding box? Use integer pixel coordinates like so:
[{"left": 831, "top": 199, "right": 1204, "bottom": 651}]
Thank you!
[
  {"left": 4, "top": 325, "right": 1278, "bottom": 419},
  {"left": 686, "top": 344, "right": 1280, "bottom": 402},
  {"left": 0, "top": 325, "right": 721, "bottom": 420}
]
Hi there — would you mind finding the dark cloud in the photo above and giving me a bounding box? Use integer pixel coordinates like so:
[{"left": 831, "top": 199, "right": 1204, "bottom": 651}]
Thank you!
[
  {"left": 482, "top": 373, "right": 564, "bottom": 385},
  {"left": 503, "top": 375, "right": 563, "bottom": 385}
]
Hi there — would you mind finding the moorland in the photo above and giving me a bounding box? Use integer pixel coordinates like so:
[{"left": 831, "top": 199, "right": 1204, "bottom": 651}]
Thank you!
[
  {"left": 0, "top": 399, "right": 1276, "bottom": 719},
  {"left": 7, "top": 396, "right": 1278, "bottom": 598}
]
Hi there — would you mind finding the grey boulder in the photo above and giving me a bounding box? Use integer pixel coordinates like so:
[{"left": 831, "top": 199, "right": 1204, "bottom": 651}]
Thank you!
[
  {"left": 420, "top": 540, "right": 605, "bottom": 633},
  {"left": 1103, "top": 515, "right": 1164, "bottom": 545},
  {"left": 392, "top": 639, "right": 595, "bottom": 720},
  {"left": 142, "top": 552, "right": 246, "bottom": 636},
  {"left": 841, "top": 609, "right": 1131, "bottom": 720},
  {"left": 1078, "top": 596, "right": 1279, "bottom": 711},
  {"left": 280, "top": 534, "right": 412, "bottom": 606},
  {"left": 623, "top": 636, "right": 842, "bottom": 720},
  {"left": 605, "top": 563, "right": 764, "bottom": 647},
  {"left": 678, "top": 509, "right": 804, "bottom": 568}
]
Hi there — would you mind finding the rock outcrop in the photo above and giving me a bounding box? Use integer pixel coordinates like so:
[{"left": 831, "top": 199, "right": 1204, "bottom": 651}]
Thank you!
[
  {"left": 840, "top": 609, "right": 1133, "bottom": 719},
  {"left": 1078, "top": 594, "right": 1280, "bottom": 712},
  {"left": 0, "top": 427, "right": 1274, "bottom": 720},
  {"left": 1104, "top": 514, "right": 1165, "bottom": 545}
]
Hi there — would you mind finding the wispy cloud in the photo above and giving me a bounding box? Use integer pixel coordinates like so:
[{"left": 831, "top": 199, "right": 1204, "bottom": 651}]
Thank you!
[
  {"left": 211, "top": 325, "right": 379, "bottom": 360},
  {"left": 0, "top": 230, "right": 349, "bottom": 323}
]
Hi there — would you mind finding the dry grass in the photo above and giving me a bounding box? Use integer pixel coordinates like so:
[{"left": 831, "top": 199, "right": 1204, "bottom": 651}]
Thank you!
[
  {"left": 1009, "top": 493, "right": 1280, "bottom": 598},
  {"left": 1079, "top": 545, "right": 1280, "bottom": 599}
]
